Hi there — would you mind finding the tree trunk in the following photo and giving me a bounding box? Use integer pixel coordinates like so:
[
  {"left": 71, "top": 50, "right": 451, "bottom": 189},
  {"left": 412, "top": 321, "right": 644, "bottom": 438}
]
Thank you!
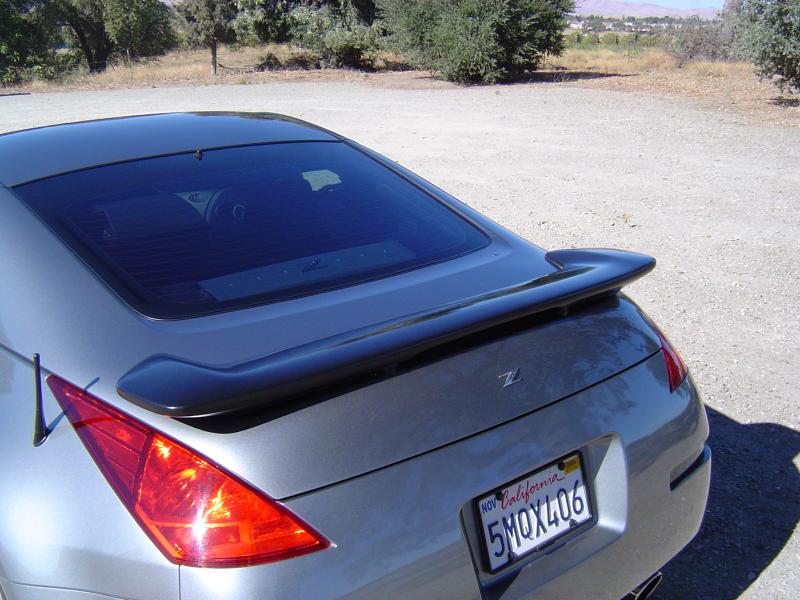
[
  {"left": 88, "top": 49, "right": 110, "bottom": 73},
  {"left": 62, "top": 12, "right": 112, "bottom": 74},
  {"left": 64, "top": 17, "right": 98, "bottom": 72},
  {"left": 210, "top": 40, "right": 217, "bottom": 77}
]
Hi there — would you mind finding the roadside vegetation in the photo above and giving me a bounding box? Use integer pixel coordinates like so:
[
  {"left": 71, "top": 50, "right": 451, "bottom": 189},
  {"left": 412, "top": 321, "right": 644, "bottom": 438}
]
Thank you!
[{"left": 1, "top": 0, "right": 798, "bottom": 105}]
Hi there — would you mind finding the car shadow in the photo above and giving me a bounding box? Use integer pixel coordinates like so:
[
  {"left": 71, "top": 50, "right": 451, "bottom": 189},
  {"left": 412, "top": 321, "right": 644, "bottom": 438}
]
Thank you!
[{"left": 654, "top": 407, "right": 799, "bottom": 599}]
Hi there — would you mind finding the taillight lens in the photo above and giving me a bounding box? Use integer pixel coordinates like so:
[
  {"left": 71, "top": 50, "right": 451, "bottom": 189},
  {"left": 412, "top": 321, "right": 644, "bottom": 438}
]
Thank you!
[
  {"left": 47, "top": 375, "right": 331, "bottom": 567},
  {"left": 656, "top": 330, "right": 688, "bottom": 392}
]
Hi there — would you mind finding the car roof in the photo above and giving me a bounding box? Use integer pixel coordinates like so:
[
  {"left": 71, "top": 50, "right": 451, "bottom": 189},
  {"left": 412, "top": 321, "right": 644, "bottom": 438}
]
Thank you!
[{"left": 0, "top": 112, "right": 339, "bottom": 187}]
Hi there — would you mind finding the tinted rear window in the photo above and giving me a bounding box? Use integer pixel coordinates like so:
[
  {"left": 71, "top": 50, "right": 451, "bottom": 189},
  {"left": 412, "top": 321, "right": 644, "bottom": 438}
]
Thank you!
[{"left": 15, "top": 142, "right": 487, "bottom": 318}]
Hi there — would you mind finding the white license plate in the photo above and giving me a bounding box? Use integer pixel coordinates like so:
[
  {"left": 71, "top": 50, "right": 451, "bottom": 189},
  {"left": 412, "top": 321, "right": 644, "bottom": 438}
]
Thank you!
[{"left": 477, "top": 453, "right": 593, "bottom": 572}]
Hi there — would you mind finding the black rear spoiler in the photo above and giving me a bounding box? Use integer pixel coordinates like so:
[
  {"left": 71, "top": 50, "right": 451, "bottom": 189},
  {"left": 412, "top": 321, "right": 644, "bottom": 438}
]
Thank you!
[{"left": 117, "top": 248, "right": 655, "bottom": 417}]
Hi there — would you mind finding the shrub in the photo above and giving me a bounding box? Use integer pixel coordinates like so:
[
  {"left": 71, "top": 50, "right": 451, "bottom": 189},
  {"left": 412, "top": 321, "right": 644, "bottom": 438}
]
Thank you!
[
  {"left": 634, "top": 34, "right": 662, "bottom": 48},
  {"left": 1, "top": 0, "right": 38, "bottom": 84},
  {"left": 601, "top": 32, "right": 620, "bottom": 46},
  {"left": 234, "top": 0, "right": 295, "bottom": 44},
  {"left": 378, "top": 0, "right": 574, "bottom": 83},
  {"left": 426, "top": 0, "right": 505, "bottom": 83},
  {"left": 258, "top": 47, "right": 319, "bottom": 70},
  {"left": 290, "top": 2, "right": 380, "bottom": 68},
  {"left": 105, "top": 0, "right": 178, "bottom": 62},
  {"left": 1, "top": 1, "right": 83, "bottom": 84},
  {"left": 666, "top": 17, "right": 735, "bottom": 65},
  {"left": 27, "top": 49, "right": 83, "bottom": 81},
  {"left": 737, "top": 0, "right": 800, "bottom": 93}
]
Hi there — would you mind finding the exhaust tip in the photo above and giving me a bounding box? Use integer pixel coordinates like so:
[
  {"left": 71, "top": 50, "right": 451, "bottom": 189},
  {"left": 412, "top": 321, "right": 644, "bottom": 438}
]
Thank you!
[
  {"left": 624, "top": 571, "right": 663, "bottom": 600},
  {"left": 639, "top": 571, "right": 662, "bottom": 599}
]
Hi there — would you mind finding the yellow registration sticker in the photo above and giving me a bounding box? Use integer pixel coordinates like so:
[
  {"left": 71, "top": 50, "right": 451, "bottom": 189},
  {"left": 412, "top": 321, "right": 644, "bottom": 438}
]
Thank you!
[{"left": 561, "top": 455, "right": 581, "bottom": 474}]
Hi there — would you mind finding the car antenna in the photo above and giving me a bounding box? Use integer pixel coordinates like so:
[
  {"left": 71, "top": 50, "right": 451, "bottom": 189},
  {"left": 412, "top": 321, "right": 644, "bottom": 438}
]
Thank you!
[{"left": 32, "top": 353, "right": 49, "bottom": 446}]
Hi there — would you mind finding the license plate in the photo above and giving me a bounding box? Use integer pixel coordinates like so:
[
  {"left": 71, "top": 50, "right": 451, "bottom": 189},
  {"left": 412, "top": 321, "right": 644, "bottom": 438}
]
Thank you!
[{"left": 476, "top": 453, "right": 593, "bottom": 572}]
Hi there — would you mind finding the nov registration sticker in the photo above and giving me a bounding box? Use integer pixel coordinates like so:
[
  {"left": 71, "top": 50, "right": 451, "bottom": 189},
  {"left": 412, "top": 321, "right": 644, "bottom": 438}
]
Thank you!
[{"left": 477, "top": 453, "right": 592, "bottom": 572}]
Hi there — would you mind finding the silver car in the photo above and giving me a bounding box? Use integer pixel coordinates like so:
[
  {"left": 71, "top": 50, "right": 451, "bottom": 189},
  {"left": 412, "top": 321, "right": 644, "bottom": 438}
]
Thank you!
[{"left": 0, "top": 113, "right": 709, "bottom": 600}]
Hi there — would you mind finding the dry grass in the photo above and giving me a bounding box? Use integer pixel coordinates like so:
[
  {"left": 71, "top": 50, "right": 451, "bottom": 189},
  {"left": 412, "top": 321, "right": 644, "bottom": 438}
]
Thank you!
[
  {"left": 6, "top": 45, "right": 798, "bottom": 126},
  {"left": 682, "top": 60, "right": 752, "bottom": 78},
  {"left": 546, "top": 47, "right": 679, "bottom": 75},
  {"left": 17, "top": 44, "right": 409, "bottom": 93},
  {"left": 541, "top": 48, "right": 799, "bottom": 127},
  {"left": 21, "top": 44, "right": 324, "bottom": 91}
]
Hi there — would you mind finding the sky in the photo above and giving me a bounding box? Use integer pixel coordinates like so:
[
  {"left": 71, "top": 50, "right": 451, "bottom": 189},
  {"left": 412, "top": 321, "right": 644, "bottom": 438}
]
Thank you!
[{"left": 620, "top": 0, "right": 725, "bottom": 7}]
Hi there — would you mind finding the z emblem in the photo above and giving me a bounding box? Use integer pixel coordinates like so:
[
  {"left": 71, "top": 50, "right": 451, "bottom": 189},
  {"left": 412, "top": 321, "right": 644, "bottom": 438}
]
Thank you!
[{"left": 498, "top": 368, "right": 522, "bottom": 388}]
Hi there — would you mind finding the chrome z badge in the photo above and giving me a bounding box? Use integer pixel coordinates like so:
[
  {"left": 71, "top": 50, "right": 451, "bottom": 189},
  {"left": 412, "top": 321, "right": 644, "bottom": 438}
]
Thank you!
[{"left": 498, "top": 368, "right": 522, "bottom": 388}]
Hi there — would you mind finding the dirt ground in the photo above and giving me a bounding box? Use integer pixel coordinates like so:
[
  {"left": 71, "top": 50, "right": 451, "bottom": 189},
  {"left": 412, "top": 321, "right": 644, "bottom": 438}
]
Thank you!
[
  {"left": 1, "top": 79, "right": 797, "bottom": 599},
  {"left": 536, "top": 67, "right": 800, "bottom": 129},
  {"left": 6, "top": 45, "right": 800, "bottom": 127}
]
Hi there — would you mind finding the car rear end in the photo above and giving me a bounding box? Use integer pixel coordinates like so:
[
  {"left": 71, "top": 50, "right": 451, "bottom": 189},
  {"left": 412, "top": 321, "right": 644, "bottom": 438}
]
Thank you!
[
  {"left": 0, "top": 114, "right": 709, "bottom": 599},
  {"left": 176, "top": 349, "right": 709, "bottom": 600},
  {"left": 0, "top": 295, "right": 710, "bottom": 600}
]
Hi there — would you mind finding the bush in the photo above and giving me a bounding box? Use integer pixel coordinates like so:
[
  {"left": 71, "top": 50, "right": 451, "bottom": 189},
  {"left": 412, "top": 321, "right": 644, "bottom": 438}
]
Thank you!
[
  {"left": 26, "top": 49, "right": 83, "bottom": 81},
  {"left": 601, "top": 32, "right": 620, "bottom": 46},
  {"left": 1, "top": 0, "right": 32, "bottom": 84},
  {"left": 666, "top": 17, "right": 735, "bottom": 65},
  {"left": 1, "top": 0, "right": 60, "bottom": 84},
  {"left": 427, "top": 0, "right": 505, "bottom": 83},
  {"left": 378, "top": 0, "right": 574, "bottom": 83},
  {"left": 105, "top": 0, "right": 178, "bottom": 62},
  {"left": 737, "top": 0, "right": 800, "bottom": 93},
  {"left": 258, "top": 47, "right": 320, "bottom": 70},
  {"left": 234, "top": 0, "right": 295, "bottom": 44},
  {"left": 634, "top": 34, "right": 662, "bottom": 48},
  {"left": 291, "top": 2, "right": 381, "bottom": 68}
]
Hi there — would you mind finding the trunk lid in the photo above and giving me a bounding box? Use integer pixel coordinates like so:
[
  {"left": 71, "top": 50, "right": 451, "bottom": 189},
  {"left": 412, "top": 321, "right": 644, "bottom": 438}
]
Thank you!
[{"left": 176, "top": 294, "right": 660, "bottom": 499}]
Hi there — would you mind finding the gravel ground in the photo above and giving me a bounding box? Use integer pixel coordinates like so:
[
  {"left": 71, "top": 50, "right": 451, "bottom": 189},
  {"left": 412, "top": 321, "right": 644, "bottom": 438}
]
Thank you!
[{"left": 1, "top": 82, "right": 798, "bottom": 600}]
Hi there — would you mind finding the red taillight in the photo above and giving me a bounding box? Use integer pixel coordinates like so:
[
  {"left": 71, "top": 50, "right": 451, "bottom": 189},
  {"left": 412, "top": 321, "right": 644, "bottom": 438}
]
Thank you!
[
  {"left": 656, "top": 330, "right": 688, "bottom": 393},
  {"left": 47, "top": 375, "right": 330, "bottom": 567}
]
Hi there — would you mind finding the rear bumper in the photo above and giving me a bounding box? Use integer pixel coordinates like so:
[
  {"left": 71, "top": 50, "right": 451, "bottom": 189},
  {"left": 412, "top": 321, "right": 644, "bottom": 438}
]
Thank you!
[{"left": 180, "top": 353, "right": 710, "bottom": 600}]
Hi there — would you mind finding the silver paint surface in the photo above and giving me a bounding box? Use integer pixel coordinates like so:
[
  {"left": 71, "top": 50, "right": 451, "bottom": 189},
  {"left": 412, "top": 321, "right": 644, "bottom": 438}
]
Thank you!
[{"left": 0, "top": 114, "right": 709, "bottom": 599}]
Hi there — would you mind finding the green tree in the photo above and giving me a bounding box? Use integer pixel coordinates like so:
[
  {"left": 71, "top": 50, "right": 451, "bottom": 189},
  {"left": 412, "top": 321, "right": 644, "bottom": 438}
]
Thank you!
[
  {"left": 737, "top": 0, "right": 800, "bottom": 93},
  {"left": 296, "top": 1, "right": 376, "bottom": 23},
  {"left": 375, "top": 0, "right": 440, "bottom": 68},
  {"left": 1, "top": 1, "right": 73, "bottom": 83},
  {"left": 233, "top": 0, "right": 294, "bottom": 44},
  {"left": 104, "top": 0, "right": 176, "bottom": 62},
  {"left": 177, "top": 0, "right": 237, "bottom": 76},
  {"left": 378, "top": 0, "right": 574, "bottom": 83},
  {"left": 50, "top": 0, "right": 113, "bottom": 72},
  {"left": 48, "top": 0, "right": 176, "bottom": 72},
  {"left": 1, "top": 1, "right": 36, "bottom": 83},
  {"left": 290, "top": 0, "right": 380, "bottom": 67},
  {"left": 351, "top": 0, "right": 375, "bottom": 22}
]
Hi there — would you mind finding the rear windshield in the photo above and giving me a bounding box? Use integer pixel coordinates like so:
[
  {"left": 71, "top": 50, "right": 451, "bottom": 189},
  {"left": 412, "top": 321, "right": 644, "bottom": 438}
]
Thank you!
[{"left": 14, "top": 141, "right": 487, "bottom": 318}]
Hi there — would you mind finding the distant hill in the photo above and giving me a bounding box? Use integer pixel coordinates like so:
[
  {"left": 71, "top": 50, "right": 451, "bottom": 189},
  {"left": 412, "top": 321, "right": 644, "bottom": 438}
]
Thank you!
[{"left": 575, "top": 0, "right": 720, "bottom": 18}]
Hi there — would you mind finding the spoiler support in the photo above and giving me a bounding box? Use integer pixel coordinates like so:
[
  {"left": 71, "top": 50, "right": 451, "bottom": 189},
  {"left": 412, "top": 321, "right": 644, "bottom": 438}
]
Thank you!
[{"left": 33, "top": 353, "right": 49, "bottom": 446}]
